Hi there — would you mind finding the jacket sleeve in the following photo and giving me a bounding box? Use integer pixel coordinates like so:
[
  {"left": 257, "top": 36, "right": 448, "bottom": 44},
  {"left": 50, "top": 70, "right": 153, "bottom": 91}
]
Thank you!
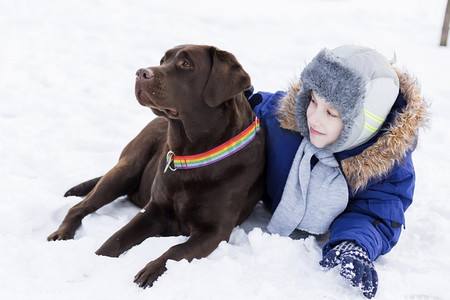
[
  {"left": 324, "top": 152, "right": 415, "bottom": 261},
  {"left": 249, "top": 91, "right": 303, "bottom": 213}
]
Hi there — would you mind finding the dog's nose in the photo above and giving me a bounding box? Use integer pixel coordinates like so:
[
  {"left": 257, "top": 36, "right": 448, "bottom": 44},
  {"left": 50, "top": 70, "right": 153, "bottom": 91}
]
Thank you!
[{"left": 136, "top": 68, "right": 154, "bottom": 81}]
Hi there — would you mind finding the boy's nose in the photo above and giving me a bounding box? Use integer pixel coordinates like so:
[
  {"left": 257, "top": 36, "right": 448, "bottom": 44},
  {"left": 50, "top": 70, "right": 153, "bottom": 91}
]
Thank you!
[{"left": 308, "top": 112, "right": 322, "bottom": 127}]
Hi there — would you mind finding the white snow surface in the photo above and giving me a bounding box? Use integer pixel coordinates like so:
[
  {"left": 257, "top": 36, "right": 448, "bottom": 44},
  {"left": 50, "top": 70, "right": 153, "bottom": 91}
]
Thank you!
[{"left": 1, "top": 0, "right": 450, "bottom": 299}]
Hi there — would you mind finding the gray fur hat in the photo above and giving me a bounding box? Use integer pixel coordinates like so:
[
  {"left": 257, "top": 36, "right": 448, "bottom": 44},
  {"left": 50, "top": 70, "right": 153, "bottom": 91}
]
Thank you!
[{"left": 295, "top": 45, "right": 400, "bottom": 153}]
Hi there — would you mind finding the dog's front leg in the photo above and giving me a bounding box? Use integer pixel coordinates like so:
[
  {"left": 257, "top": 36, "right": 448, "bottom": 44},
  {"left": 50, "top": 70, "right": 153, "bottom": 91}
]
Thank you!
[
  {"left": 96, "top": 201, "right": 167, "bottom": 257},
  {"left": 134, "top": 227, "right": 232, "bottom": 288}
]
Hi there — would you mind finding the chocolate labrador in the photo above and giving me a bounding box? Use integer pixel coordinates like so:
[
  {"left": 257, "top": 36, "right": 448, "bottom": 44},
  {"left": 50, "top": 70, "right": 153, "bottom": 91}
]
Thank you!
[{"left": 48, "top": 45, "right": 265, "bottom": 288}]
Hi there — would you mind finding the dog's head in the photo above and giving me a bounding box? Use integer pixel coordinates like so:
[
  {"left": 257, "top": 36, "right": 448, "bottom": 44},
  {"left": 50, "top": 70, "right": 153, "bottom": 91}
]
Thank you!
[{"left": 135, "top": 45, "right": 251, "bottom": 120}]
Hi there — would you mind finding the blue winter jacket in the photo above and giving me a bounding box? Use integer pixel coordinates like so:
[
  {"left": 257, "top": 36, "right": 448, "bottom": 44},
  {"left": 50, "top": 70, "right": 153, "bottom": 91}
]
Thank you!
[{"left": 248, "top": 74, "right": 426, "bottom": 261}]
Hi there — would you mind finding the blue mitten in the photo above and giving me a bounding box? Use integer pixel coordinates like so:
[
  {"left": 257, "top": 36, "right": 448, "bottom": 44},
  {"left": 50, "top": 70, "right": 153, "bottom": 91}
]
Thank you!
[{"left": 319, "top": 241, "right": 378, "bottom": 299}]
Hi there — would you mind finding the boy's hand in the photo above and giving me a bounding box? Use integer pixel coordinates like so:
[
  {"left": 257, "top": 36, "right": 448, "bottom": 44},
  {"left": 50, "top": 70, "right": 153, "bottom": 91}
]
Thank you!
[{"left": 319, "top": 241, "right": 378, "bottom": 299}]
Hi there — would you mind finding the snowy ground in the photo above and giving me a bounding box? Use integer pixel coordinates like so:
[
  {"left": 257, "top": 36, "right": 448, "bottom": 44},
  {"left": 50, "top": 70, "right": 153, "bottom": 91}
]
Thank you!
[{"left": 1, "top": 0, "right": 450, "bottom": 299}]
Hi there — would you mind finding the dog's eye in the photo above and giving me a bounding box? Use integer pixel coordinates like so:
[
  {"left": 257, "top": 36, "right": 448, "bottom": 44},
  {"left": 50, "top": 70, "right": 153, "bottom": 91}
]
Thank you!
[
  {"left": 181, "top": 59, "right": 192, "bottom": 68},
  {"left": 160, "top": 58, "right": 165, "bottom": 65}
]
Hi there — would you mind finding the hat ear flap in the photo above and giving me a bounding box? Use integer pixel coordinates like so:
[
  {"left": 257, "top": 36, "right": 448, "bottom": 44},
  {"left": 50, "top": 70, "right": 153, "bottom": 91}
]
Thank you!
[{"left": 203, "top": 48, "right": 251, "bottom": 107}]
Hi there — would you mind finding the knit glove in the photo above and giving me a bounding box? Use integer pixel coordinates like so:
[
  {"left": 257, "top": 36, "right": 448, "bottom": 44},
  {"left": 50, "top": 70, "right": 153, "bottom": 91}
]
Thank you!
[{"left": 319, "top": 241, "right": 378, "bottom": 299}]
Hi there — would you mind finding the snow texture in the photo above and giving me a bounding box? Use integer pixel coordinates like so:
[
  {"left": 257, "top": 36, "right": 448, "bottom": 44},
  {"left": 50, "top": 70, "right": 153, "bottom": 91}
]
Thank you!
[{"left": 1, "top": 0, "right": 449, "bottom": 299}]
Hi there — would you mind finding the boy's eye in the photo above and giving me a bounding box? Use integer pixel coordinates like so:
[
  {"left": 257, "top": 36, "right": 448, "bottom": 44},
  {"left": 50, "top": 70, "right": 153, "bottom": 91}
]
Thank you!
[{"left": 328, "top": 110, "right": 339, "bottom": 118}]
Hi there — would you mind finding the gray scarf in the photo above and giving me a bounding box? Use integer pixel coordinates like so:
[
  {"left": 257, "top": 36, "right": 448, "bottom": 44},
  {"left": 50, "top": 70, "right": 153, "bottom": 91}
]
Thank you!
[{"left": 268, "top": 138, "right": 349, "bottom": 236}]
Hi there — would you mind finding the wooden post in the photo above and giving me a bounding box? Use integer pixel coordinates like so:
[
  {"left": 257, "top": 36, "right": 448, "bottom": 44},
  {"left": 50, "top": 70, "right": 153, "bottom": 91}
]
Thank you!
[{"left": 441, "top": 0, "right": 450, "bottom": 46}]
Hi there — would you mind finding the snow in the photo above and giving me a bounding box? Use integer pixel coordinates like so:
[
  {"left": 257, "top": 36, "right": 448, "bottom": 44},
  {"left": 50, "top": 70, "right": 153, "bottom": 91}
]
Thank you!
[{"left": 1, "top": 0, "right": 449, "bottom": 299}]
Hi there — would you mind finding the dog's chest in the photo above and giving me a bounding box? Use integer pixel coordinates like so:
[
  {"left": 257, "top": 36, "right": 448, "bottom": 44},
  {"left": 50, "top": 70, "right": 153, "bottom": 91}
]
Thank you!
[{"left": 160, "top": 173, "right": 221, "bottom": 228}]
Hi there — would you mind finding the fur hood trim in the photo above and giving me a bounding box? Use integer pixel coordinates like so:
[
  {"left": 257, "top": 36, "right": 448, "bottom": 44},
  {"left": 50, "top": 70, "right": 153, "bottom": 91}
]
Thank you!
[{"left": 276, "top": 69, "right": 429, "bottom": 193}]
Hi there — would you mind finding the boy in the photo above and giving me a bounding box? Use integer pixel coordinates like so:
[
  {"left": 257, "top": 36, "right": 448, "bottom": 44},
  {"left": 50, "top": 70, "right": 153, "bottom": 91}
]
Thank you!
[{"left": 248, "top": 45, "right": 428, "bottom": 298}]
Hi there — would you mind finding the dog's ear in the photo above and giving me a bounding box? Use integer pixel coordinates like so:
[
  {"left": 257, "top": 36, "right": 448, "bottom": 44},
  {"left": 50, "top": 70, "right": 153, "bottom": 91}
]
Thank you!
[{"left": 203, "top": 47, "right": 251, "bottom": 107}]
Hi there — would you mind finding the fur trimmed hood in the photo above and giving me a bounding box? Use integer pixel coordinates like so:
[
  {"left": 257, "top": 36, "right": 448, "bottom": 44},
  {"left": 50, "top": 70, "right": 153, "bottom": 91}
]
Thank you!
[
  {"left": 276, "top": 69, "right": 429, "bottom": 193},
  {"left": 294, "top": 46, "right": 400, "bottom": 153}
]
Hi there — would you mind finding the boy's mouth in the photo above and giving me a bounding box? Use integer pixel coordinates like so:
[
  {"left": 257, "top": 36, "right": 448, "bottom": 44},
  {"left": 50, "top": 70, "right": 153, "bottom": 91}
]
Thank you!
[{"left": 310, "top": 127, "right": 325, "bottom": 135}]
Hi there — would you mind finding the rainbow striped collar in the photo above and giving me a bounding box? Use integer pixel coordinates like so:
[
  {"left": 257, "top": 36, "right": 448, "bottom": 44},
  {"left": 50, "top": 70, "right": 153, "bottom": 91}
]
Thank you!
[{"left": 164, "top": 117, "right": 260, "bottom": 172}]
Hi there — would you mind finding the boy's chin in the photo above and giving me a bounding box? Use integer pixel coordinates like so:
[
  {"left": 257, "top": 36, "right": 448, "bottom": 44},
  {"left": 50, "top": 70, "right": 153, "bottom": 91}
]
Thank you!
[{"left": 309, "top": 137, "right": 330, "bottom": 149}]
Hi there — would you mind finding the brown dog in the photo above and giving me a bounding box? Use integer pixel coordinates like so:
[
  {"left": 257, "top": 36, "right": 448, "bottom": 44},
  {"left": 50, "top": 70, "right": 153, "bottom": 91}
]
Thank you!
[{"left": 48, "top": 45, "right": 265, "bottom": 288}]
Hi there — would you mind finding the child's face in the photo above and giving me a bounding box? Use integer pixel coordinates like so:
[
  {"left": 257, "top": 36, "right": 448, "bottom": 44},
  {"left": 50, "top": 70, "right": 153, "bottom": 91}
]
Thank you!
[{"left": 306, "top": 91, "right": 344, "bottom": 149}]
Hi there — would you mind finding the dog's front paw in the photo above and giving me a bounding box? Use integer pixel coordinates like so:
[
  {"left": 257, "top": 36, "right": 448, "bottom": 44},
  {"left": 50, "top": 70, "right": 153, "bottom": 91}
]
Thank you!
[
  {"left": 96, "top": 241, "right": 123, "bottom": 258},
  {"left": 134, "top": 260, "right": 167, "bottom": 289}
]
